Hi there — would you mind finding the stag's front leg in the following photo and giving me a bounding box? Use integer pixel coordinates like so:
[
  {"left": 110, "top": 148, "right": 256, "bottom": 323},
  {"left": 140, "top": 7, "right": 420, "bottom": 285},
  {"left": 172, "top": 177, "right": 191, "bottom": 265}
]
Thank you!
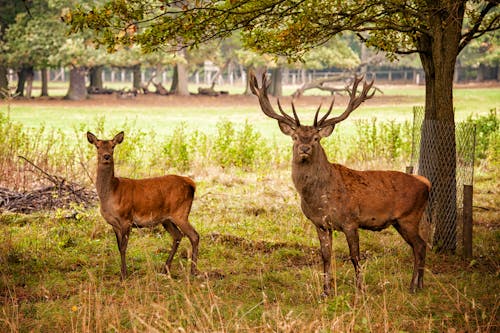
[
  {"left": 316, "top": 226, "right": 333, "bottom": 296},
  {"left": 343, "top": 226, "right": 362, "bottom": 290}
]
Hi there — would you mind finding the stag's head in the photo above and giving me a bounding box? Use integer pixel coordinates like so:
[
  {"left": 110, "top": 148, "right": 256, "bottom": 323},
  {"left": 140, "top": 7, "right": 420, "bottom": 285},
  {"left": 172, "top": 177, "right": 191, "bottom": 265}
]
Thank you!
[
  {"left": 87, "top": 131, "right": 124, "bottom": 165},
  {"left": 249, "top": 72, "right": 375, "bottom": 164}
]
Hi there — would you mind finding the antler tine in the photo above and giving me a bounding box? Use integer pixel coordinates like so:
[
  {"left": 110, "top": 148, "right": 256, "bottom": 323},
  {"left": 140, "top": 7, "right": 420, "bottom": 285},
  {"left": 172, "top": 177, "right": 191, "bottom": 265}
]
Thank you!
[
  {"left": 248, "top": 70, "right": 298, "bottom": 128},
  {"left": 313, "top": 102, "right": 323, "bottom": 127},
  {"left": 290, "top": 100, "right": 301, "bottom": 126},
  {"left": 277, "top": 98, "right": 298, "bottom": 124},
  {"left": 318, "top": 75, "right": 376, "bottom": 127},
  {"left": 316, "top": 96, "right": 335, "bottom": 127}
]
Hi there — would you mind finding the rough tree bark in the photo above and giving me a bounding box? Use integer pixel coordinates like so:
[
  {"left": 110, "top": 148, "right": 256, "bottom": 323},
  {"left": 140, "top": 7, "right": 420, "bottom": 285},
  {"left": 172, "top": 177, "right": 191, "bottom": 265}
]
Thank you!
[
  {"left": 65, "top": 66, "right": 88, "bottom": 100},
  {"left": 417, "top": 2, "right": 464, "bottom": 253},
  {"left": 88, "top": 66, "right": 104, "bottom": 91},
  {"left": 170, "top": 58, "right": 189, "bottom": 96},
  {"left": 40, "top": 68, "right": 49, "bottom": 97},
  {"left": 269, "top": 67, "right": 283, "bottom": 97},
  {"left": 132, "top": 64, "right": 141, "bottom": 90},
  {"left": 0, "top": 66, "right": 8, "bottom": 97}
]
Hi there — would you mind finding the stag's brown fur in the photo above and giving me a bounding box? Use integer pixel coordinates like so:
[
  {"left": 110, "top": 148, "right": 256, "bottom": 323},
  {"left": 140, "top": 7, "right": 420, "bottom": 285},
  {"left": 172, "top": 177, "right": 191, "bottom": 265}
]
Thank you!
[
  {"left": 250, "top": 72, "right": 430, "bottom": 295},
  {"left": 87, "top": 131, "right": 199, "bottom": 280}
]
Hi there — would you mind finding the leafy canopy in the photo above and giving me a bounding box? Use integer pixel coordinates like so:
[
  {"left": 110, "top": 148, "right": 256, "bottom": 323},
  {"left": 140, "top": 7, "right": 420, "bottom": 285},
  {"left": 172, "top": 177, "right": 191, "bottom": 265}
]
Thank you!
[{"left": 66, "top": 0, "right": 499, "bottom": 62}]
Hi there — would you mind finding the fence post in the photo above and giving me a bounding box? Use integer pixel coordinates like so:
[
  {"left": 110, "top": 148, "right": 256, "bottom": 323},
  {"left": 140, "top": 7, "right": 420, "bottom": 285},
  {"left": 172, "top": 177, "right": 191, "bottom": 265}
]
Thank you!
[{"left": 463, "top": 184, "right": 473, "bottom": 259}]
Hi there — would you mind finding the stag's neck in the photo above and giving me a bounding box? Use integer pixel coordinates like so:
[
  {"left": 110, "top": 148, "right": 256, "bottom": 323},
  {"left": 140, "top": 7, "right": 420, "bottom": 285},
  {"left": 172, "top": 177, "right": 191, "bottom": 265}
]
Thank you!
[
  {"left": 95, "top": 164, "right": 118, "bottom": 201},
  {"left": 291, "top": 149, "right": 332, "bottom": 193}
]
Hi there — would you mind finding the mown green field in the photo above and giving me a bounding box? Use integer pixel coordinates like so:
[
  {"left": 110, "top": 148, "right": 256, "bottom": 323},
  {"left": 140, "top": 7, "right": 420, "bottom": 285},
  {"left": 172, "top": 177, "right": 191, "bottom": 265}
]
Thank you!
[{"left": 0, "top": 85, "right": 498, "bottom": 332}]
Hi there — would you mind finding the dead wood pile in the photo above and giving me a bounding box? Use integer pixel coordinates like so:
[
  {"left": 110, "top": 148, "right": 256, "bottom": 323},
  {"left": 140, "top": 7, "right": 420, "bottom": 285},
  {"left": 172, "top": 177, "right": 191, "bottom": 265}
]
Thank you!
[{"left": 0, "top": 156, "right": 97, "bottom": 214}]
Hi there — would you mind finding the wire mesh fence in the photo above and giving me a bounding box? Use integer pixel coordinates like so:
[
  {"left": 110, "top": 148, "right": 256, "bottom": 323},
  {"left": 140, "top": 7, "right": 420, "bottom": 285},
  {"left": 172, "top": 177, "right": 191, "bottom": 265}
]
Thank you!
[{"left": 409, "top": 106, "right": 476, "bottom": 252}]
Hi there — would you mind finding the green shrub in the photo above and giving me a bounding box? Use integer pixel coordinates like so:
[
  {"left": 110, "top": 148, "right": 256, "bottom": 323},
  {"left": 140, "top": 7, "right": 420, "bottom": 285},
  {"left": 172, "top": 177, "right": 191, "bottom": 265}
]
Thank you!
[
  {"left": 162, "top": 122, "right": 191, "bottom": 172},
  {"left": 465, "top": 109, "right": 499, "bottom": 160},
  {"left": 349, "top": 118, "right": 412, "bottom": 164}
]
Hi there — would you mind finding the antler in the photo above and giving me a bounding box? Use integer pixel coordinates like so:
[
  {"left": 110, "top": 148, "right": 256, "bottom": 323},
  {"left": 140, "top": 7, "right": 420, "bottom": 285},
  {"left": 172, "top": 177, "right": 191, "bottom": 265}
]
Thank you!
[
  {"left": 316, "top": 75, "right": 375, "bottom": 128},
  {"left": 249, "top": 71, "right": 299, "bottom": 128}
]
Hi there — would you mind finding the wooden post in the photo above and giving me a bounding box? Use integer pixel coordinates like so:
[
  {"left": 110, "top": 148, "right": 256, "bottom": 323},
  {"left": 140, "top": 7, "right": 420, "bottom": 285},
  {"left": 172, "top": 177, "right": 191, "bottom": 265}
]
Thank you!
[{"left": 463, "top": 184, "right": 473, "bottom": 259}]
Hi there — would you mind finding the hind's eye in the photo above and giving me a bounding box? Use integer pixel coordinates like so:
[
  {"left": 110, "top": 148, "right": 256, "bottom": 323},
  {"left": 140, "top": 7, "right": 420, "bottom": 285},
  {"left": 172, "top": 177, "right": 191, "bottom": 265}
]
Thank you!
[
  {"left": 313, "top": 136, "right": 319, "bottom": 142},
  {"left": 292, "top": 135, "right": 298, "bottom": 141}
]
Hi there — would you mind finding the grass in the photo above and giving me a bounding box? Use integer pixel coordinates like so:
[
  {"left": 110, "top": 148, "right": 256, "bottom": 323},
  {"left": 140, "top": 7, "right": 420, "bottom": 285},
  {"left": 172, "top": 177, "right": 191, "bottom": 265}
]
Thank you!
[
  {"left": 5, "top": 81, "right": 499, "bottom": 136},
  {"left": 0, "top": 170, "right": 498, "bottom": 332},
  {"left": 0, "top": 84, "right": 499, "bottom": 332}
]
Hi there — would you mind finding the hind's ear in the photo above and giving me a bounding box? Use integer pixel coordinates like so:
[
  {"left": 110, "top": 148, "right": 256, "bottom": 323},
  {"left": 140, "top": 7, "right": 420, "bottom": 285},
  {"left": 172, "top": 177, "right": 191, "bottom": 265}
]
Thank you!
[
  {"left": 87, "top": 131, "right": 98, "bottom": 145},
  {"left": 113, "top": 131, "right": 124, "bottom": 145}
]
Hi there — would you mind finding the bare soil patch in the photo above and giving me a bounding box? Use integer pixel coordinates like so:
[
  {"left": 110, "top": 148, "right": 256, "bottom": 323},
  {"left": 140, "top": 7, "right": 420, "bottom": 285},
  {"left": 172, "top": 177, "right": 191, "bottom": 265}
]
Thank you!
[{"left": 8, "top": 92, "right": 419, "bottom": 109}]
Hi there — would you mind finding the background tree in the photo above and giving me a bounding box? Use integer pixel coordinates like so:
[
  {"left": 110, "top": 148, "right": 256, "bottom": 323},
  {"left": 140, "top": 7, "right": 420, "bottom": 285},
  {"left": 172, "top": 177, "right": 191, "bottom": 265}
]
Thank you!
[
  {"left": 458, "top": 33, "right": 500, "bottom": 81},
  {"left": 67, "top": 0, "right": 499, "bottom": 252},
  {"left": 0, "top": 0, "right": 34, "bottom": 96},
  {"left": 3, "top": 9, "right": 65, "bottom": 97}
]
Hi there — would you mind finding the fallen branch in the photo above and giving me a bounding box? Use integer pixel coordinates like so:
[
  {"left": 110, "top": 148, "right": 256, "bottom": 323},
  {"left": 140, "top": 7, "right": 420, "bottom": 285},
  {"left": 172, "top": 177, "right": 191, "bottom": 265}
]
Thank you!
[{"left": 0, "top": 157, "right": 98, "bottom": 213}]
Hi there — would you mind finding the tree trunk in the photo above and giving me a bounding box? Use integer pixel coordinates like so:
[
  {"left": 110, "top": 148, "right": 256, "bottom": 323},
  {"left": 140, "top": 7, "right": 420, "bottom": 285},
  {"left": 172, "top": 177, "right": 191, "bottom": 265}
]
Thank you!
[
  {"left": 417, "top": 2, "right": 464, "bottom": 253},
  {"left": 65, "top": 66, "right": 88, "bottom": 100},
  {"left": 40, "top": 68, "right": 49, "bottom": 97},
  {"left": 170, "top": 61, "right": 189, "bottom": 96},
  {"left": 132, "top": 64, "right": 141, "bottom": 90},
  {"left": 16, "top": 68, "right": 27, "bottom": 97},
  {"left": 25, "top": 67, "right": 34, "bottom": 98},
  {"left": 88, "top": 66, "right": 104, "bottom": 91},
  {"left": 0, "top": 65, "right": 8, "bottom": 98},
  {"left": 269, "top": 67, "right": 283, "bottom": 97}
]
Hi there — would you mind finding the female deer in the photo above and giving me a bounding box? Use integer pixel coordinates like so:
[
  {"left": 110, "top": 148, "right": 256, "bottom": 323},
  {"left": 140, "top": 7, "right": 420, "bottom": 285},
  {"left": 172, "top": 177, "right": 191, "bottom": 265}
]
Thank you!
[{"left": 87, "top": 131, "right": 199, "bottom": 279}]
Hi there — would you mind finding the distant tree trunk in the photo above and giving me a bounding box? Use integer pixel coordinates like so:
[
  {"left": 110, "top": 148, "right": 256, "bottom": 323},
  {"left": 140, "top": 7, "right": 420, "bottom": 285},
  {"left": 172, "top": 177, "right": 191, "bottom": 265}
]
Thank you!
[
  {"left": 0, "top": 65, "right": 7, "bottom": 97},
  {"left": 132, "top": 64, "right": 141, "bottom": 90},
  {"left": 40, "top": 68, "right": 49, "bottom": 97},
  {"left": 417, "top": 2, "right": 463, "bottom": 253},
  {"left": 244, "top": 66, "right": 266, "bottom": 95},
  {"left": 25, "top": 67, "right": 34, "bottom": 98},
  {"left": 269, "top": 67, "right": 283, "bottom": 97},
  {"left": 65, "top": 66, "right": 88, "bottom": 100},
  {"left": 170, "top": 62, "right": 189, "bottom": 96},
  {"left": 88, "top": 66, "right": 104, "bottom": 91},
  {"left": 243, "top": 65, "right": 253, "bottom": 95}
]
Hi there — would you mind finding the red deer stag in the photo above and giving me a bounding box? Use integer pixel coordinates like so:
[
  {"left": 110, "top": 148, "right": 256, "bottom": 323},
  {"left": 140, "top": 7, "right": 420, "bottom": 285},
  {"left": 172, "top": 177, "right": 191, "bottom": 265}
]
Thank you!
[
  {"left": 249, "top": 72, "right": 431, "bottom": 296},
  {"left": 87, "top": 131, "right": 199, "bottom": 280}
]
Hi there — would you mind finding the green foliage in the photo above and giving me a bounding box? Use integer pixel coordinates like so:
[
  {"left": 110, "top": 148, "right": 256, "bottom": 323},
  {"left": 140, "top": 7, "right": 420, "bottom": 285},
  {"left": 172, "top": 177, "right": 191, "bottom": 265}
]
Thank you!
[
  {"left": 350, "top": 118, "right": 412, "bottom": 164},
  {"left": 465, "top": 109, "right": 499, "bottom": 160},
  {"left": 162, "top": 122, "right": 191, "bottom": 172},
  {"left": 213, "top": 120, "right": 271, "bottom": 170}
]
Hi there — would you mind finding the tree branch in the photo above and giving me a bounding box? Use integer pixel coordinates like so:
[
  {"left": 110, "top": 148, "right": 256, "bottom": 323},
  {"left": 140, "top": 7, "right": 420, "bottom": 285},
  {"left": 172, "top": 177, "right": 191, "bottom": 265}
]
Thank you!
[{"left": 459, "top": 2, "right": 499, "bottom": 53}]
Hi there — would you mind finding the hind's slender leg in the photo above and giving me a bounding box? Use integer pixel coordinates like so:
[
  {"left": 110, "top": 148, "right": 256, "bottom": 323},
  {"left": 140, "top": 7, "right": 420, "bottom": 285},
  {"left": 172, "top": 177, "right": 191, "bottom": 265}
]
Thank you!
[{"left": 162, "top": 220, "right": 184, "bottom": 274}]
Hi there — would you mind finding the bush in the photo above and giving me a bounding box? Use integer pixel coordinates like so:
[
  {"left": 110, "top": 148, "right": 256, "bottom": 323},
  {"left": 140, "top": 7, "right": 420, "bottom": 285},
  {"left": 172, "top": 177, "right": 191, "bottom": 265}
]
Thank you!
[
  {"left": 349, "top": 118, "right": 412, "bottom": 164},
  {"left": 465, "top": 109, "right": 499, "bottom": 161}
]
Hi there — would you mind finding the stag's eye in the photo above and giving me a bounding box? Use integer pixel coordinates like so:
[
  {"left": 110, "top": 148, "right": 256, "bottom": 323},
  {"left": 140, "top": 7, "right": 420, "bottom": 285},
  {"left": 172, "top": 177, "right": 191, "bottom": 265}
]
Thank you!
[
  {"left": 313, "top": 136, "right": 319, "bottom": 142},
  {"left": 292, "top": 135, "right": 298, "bottom": 141}
]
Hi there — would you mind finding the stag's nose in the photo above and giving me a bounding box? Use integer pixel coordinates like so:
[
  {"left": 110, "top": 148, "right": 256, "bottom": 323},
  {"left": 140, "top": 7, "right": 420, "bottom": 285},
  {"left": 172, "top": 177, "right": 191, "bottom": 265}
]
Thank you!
[
  {"left": 299, "top": 145, "right": 311, "bottom": 154},
  {"left": 103, "top": 154, "right": 112, "bottom": 161}
]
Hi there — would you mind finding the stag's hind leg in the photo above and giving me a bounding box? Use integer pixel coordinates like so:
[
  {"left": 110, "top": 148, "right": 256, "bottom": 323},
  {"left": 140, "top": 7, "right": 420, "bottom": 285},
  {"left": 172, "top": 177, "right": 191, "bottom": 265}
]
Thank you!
[
  {"left": 162, "top": 220, "right": 184, "bottom": 274},
  {"left": 394, "top": 219, "right": 426, "bottom": 292},
  {"left": 343, "top": 226, "right": 362, "bottom": 290}
]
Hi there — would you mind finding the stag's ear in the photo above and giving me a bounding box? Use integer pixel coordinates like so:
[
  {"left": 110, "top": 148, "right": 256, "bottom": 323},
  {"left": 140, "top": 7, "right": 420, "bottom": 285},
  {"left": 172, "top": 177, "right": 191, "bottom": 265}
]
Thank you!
[
  {"left": 278, "top": 121, "right": 295, "bottom": 136},
  {"left": 113, "top": 131, "right": 124, "bottom": 145},
  {"left": 318, "top": 125, "right": 334, "bottom": 138},
  {"left": 87, "top": 131, "right": 98, "bottom": 145}
]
